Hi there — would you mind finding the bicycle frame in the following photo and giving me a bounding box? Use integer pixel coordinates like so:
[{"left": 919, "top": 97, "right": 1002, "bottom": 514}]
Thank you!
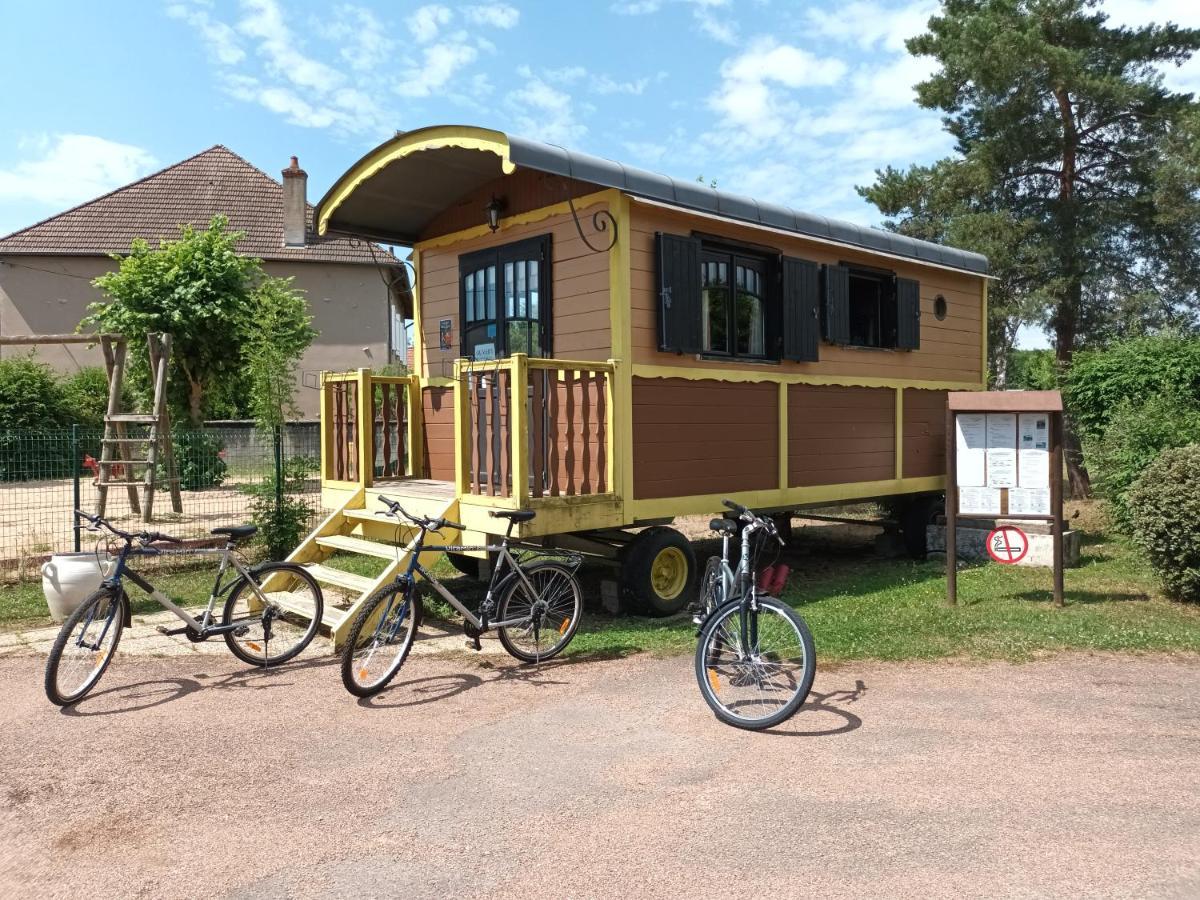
[
  {"left": 98, "top": 539, "right": 274, "bottom": 637},
  {"left": 702, "top": 518, "right": 768, "bottom": 655}
]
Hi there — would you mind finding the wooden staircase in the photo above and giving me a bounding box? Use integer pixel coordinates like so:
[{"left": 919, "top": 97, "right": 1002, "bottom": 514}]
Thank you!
[{"left": 281, "top": 483, "right": 479, "bottom": 649}]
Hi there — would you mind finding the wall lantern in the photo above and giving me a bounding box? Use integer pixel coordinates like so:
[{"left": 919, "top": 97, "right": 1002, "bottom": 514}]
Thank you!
[{"left": 485, "top": 195, "right": 506, "bottom": 232}]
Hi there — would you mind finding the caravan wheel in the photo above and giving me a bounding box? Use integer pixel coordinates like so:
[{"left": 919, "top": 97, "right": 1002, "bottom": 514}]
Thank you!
[{"left": 620, "top": 526, "right": 697, "bottom": 617}]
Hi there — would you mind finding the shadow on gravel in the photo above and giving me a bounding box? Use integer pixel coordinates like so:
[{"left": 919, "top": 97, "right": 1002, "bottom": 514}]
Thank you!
[
  {"left": 763, "top": 679, "right": 867, "bottom": 738},
  {"left": 59, "top": 654, "right": 339, "bottom": 717}
]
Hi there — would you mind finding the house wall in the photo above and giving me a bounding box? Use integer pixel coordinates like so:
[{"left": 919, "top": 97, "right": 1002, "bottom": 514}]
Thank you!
[
  {"left": 0, "top": 254, "right": 389, "bottom": 418},
  {"left": 414, "top": 194, "right": 613, "bottom": 381}
]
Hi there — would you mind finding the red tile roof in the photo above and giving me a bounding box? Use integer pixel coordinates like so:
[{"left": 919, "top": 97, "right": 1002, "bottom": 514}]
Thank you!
[{"left": 0, "top": 145, "right": 396, "bottom": 266}]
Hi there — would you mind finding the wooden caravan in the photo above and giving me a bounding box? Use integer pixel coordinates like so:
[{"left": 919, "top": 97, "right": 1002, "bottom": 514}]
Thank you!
[{"left": 295, "top": 124, "right": 988, "bottom": 629}]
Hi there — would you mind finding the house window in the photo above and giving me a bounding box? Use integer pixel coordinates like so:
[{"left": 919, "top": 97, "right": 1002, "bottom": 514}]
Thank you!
[
  {"left": 700, "top": 248, "right": 768, "bottom": 358},
  {"left": 460, "top": 234, "right": 551, "bottom": 360}
]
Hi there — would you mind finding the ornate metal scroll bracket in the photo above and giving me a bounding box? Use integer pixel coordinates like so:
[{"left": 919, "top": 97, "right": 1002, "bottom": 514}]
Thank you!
[{"left": 562, "top": 179, "right": 618, "bottom": 253}]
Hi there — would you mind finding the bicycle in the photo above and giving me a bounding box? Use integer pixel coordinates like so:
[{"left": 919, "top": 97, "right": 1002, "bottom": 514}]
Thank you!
[
  {"left": 340, "top": 495, "right": 584, "bottom": 698},
  {"left": 691, "top": 499, "right": 816, "bottom": 730},
  {"left": 44, "top": 510, "right": 324, "bottom": 706}
]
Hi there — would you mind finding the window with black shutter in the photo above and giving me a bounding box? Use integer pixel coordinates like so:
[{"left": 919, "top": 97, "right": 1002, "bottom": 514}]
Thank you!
[
  {"left": 781, "top": 256, "right": 820, "bottom": 362},
  {"left": 656, "top": 232, "right": 702, "bottom": 354},
  {"left": 822, "top": 263, "right": 920, "bottom": 351},
  {"left": 459, "top": 234, "right": 551, "bottom": 360}
]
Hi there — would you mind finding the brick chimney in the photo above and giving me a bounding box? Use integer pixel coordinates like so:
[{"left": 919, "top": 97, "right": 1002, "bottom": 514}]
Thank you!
[{"left": 282, "top": 155, "right": 307, "bottom": 248}]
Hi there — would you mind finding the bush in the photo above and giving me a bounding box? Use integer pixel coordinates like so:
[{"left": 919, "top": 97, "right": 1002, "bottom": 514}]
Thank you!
[
  {"left": 170, "top": 430, "right": 227, "bottom": 490},
  {"left": 1064, "top": 333, "right": 1200, "bottom": 440},
  {"left": 1128, "top": 445, "right": 1200, "bottom": 600},
  {"left": 245, "top": 452, "right": 318, "bottom": 558},
  {"left": 0, "top": 357, "right": 66, "bottom": 430},
  {"left": 1005, "top": 349, "right": 1056, "bottom": 391},
  {"left": 1083, "top": 392, "right": 1200, "bottom": 530},
  {"left": 60, "top": 367, "right": 114, "bottom": 427}
]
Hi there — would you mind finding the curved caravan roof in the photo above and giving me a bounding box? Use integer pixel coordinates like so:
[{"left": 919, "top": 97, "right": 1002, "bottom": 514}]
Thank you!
[{"left": 315, "top": 125, "right": 989, "bottom": 276}]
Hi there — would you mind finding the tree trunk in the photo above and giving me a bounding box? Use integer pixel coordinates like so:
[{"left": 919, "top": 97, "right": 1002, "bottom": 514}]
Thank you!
[
  {"left": 1053, "top": 289, "right": 1092, "bottom": 499},
  {"left": 188, "top": 378, "right": 204, "bottom": 427}
]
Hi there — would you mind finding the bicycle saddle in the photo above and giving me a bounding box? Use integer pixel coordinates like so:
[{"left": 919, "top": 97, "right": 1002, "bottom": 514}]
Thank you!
[
  {"left": 489, "top": 509, "right": 536, "bottom": 522},
  {"left": 709, "top": 518, "right": 738, "bottom": 535},
  {"left": 211, "top": 524, "right": 258, "bottom": 540}
]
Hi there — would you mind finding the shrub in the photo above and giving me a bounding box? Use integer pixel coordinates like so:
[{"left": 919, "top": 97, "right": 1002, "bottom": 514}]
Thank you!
[
  {"left": 60, "top": 367, "right": 114, "bottom": 427},
  {"left": 244, "top": 453, "right": 318, "bottom": 558},
  {"left": 1005, "top": 349, "right": 1056, "bottom": 391},
  {"left": 1128, "top": 445, "right": 1200, "bottom": 601},
  {"left": 0, "top": 357, "right": 66, "bottom": 430},
  {"left": 1064, "top": 333, "right": 1200, "bottom": 440},
  {"left": 170, "top": 430, "right": 227, "bottom": 490},
  {"left": 1083, "top": 392, "right": 1200, "bottom": 530}
]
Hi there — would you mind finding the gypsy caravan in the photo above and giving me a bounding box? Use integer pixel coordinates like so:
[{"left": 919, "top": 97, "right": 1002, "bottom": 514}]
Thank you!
[{"left": 292, "top": 125, "right": 988, "bottom": 644}]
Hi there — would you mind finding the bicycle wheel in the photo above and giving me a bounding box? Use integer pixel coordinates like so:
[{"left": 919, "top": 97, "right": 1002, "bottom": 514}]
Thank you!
[
  {"left": 340, "top": 581, "right": 418, "bottom": 698},
  {"left": 222, "top": 563, "right": 323, "bottom": 666},
  {"left": 496, "top": 561, "right": 583, "bottom": 663},
  {"left": 695, "top": 595, "right": 816, "bottom": 731},
  {"left": 45, "top": 587, "right": 126, "bottom": 706}
]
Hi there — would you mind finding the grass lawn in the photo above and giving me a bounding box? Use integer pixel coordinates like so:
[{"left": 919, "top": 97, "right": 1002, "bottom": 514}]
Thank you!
[{"left": 4, "top": 502, "right": 1199, "bottom": 664}]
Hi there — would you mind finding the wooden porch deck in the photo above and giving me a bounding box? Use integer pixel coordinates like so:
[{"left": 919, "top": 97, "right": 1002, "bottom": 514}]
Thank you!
[{"left": 372, "top": 478, "right": 456, "bottom": 500}]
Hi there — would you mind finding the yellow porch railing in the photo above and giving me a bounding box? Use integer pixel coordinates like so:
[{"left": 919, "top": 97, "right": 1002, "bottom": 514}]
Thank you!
[
  {"left": 454, "top": 355, "right": 617, "bottom": 509},
  {"left": 320, "top": 369, "right": 422, "bottom": 488}
]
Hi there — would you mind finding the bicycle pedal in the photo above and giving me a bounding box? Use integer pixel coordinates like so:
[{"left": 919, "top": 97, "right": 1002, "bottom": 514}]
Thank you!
[{"left": 155, "top": 625, "right": 191, "bottom": 637}]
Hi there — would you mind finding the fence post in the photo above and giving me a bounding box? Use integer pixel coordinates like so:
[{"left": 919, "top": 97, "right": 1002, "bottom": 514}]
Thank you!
[
  {"left": 273, "top": 424, "right": 284, "bottom": 522},
  {"left": 72, "top": 423, "right": 81, "bottom": 552}
]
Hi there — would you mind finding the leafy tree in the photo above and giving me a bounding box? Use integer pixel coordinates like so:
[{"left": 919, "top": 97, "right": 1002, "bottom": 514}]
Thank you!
[
  {"left": 859, "top": 0, "right": 1200, "bottom": 497},
  {"left": 245, "top": 276, "right": 317, "bottom": 429},
  {"left": 85, "top": 216, "right": 261, "bottom": 425},
  {"left": 1005, "top": 349, "right": 1056, "bottom": 390},
  {"left": 0, "top": 357, "right": 66, "bottom": 430}
]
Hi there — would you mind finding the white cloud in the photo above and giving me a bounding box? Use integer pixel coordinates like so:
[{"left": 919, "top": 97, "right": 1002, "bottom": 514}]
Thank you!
[
  {"left": 0, "top": 135, "right": 159, "bottom": 209},
  {"left": 611, "top": 0, "right": 736, "bottom": 43},
  {"left": 695, "top": 8, "right": 737, "bottom": 44},
  {"left": 464, "top": 3, "right": 520, "bottom": 28},
  {"left": 507, "top": 75, "right": 587, "bottom": 145},
  {"left": 166, "top": 2, "right": 245, "bottom": 64},
  {"left": 396, "top": 39, "right": 479, "bottom": 97},
  {"left": 327, "top": 5, "right": 394, "bottom": 72},
  {"left": 238, "top": 0, "right": 343, "bottom": 91},
  {"left": 541, "top": 65, "right": 657, "bottom": 96},
  {"left": 709, "top": 38, "right": 848, "bottom": 139},
  {"left": 409, "top": 4, "right": 452, "bottom": 42},
  {"left": 805, "top": 0, "right": 936, "bottom": 52}
]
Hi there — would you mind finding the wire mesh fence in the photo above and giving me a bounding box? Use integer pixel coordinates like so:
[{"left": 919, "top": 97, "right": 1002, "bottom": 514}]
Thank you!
[{"left": 0, "top": 423, "right": 322, "bottom": 581}]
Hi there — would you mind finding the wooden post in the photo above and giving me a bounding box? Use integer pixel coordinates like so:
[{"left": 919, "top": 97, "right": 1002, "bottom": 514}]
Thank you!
[
  {"left": 406, "top": 375, "right": 423, "bottom": 478},
  {"left": 945, "top": 407, "right": 958, "bottom": 606},
  {"left": 453, "top": 359, "right": 471, "bottom": 497},
  {"left": 605, "top": 359, "right": 618, "bottom": 496},
  {"left": 1051, "top": 412, "right": 1065, "bottom": 607},
  {"left": 511, "top": 353, "right": 529, "bottom": 507},
  {"left": 356, "top": 367, "right": 372, "bottom": 489}
]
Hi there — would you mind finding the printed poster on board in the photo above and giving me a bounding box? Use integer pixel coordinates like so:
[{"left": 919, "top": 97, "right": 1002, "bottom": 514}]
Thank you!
[
  {"left": 955, "top": 414, "right": 987, "bottom": 487},
  {"left": 1018, "top": 414, "right": 1050, "bottom": 488},
  {"left": 985, "top": 414, "right": 1017, "bottom": 488}
]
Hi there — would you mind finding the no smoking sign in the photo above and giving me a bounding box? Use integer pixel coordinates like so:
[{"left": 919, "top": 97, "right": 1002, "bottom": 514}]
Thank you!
[{"left": 986, "top": 526, "right": 1029, "bottom": 565}]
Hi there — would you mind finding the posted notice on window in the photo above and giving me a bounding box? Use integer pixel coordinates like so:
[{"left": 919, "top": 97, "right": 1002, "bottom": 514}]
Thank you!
[
  {"left": 955, "top": 414, "right": 987, "bottom": 487},
  {"left": 1018, "top": 414, "right": 1050, "bottom": 488},
  {"left": 985, "top": 414, "right": 1017, "bottom": 488}
]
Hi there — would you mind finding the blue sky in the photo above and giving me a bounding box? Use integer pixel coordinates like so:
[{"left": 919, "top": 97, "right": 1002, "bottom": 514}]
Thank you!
[{"left": 3, "top": 0, "right": 1198, "bottom": 348}]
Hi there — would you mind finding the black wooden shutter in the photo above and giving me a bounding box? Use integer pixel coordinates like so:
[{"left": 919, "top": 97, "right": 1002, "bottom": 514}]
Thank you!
[
  {"left": 781, "top": 256, "right": 820, "bottom": 362},
  {"left": 655, "top": 232, "right": 702, "bottom": 354},
  {"left": 896, "top": 276, "right": 921, "bottom": 350},
  {"left": 822, "top": 264, "right": 850, "bottom": 345}
]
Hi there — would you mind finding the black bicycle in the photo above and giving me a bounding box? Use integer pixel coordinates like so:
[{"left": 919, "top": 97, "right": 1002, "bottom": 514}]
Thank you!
[
  {"left": 44, "top": 510, "right": 324, "bottom": 706},
  {"left": 692, "top": 500, "right": 816, "bottom": 730},
  {"left": 340, "top": 496, "right": 584, "bottom": 698}
]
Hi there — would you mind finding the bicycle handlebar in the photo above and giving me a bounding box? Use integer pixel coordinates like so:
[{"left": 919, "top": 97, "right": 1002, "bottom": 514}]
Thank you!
[
  {"left": 74, "top": 509, "right": 183, "bottom": 545},
  {"left": 376, "top": 495, "right": 465, "bottom": 532},
  {"left": 718, "top": 500, "right": 785, "bottom": 546}
]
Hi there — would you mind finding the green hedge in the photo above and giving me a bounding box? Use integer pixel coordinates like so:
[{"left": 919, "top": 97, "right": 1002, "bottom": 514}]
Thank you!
[{"left": 1128, "top": 444, "right": 1200, "bottom": 601}]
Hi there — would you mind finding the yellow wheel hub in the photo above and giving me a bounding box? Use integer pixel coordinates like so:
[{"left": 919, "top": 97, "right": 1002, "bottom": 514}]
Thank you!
[{"left": 650, "top": 546, "right": 688, "bottom": 600}]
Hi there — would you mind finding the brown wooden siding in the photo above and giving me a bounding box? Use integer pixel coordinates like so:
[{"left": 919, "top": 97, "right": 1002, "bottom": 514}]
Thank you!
[
  {"left": 788, "top": 385, "right": 895, "bottom": 486},
  {"left": 903, "top": 388, "right": 947, "bottom": 479},
  {"left": 418, "top": 202, "right": 611, "bottom": 376},
  {"left": 419, "top": 170, "right": 599, "bottom": 242},
  {"left": 629, "top": 202, "right": 985, "bottom": 385},
  {"left": 632, "top": 377, "right": 777, "bottom": 499},
  {"left": 422, "top": 386, "right": 456, "bottom": 482}
]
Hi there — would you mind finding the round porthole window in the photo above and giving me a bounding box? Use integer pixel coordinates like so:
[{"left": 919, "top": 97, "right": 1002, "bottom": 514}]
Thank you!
[{"left": 934, "top": 295, "right": 948, "bottom": 320}]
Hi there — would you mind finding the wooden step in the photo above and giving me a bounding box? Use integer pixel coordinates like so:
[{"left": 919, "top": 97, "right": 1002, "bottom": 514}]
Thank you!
[
  {"left": 106, "top": 414, "right": 159, "bottom": 424},
  {"left": 265, "top": 589, "right": 345, "bottom": 629},
  {"left": 315, "top": 533, "right": 406, "bottom": 559},
  {"left": 302, "top": 563, "right": 375, "bottom": 594}
]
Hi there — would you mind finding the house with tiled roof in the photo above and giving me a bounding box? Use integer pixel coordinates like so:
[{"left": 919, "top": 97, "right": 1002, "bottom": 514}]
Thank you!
[{"left": 0, "top": 145, "right": 409, "bottom": 417}]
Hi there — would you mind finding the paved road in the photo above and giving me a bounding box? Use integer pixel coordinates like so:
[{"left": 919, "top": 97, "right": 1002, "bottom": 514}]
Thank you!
[{"left": 2, "top": 650, "right": 1199, "bottom": 899}]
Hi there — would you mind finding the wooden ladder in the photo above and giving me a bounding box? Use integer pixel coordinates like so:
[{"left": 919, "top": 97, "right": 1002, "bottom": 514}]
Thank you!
[{"left": 96, "top": 332, "right": 183, "bottom": 522}]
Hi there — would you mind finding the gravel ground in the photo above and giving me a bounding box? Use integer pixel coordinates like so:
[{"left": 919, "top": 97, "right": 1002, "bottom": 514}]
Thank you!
[{"left": 2, "top": 650, "right": 1199, "bottom": 899}]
